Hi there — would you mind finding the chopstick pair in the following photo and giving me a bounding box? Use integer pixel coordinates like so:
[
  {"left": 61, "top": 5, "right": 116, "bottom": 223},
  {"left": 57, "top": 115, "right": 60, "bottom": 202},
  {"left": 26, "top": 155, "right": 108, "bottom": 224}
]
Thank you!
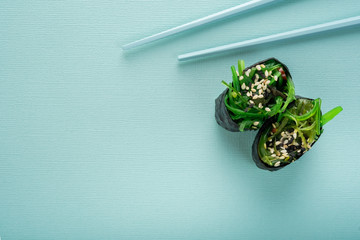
[{"left": 122, "top": 0, "right": 360, "bottom": 61}]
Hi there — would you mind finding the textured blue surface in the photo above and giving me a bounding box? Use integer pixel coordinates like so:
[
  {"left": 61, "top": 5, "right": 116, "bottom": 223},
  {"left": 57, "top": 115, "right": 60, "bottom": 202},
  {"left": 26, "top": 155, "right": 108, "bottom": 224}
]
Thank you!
[{"left": 1, "top": 1, "right": 360, "bottom": 239}]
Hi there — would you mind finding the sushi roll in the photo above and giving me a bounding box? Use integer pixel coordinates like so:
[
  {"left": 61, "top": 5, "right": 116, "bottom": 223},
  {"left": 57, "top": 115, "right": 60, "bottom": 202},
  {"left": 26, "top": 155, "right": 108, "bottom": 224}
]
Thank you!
[
  {"left": 252, "top": 96, "right": 343, "bottom": 171},
  {"left": 215, "top": 58, "right": 295, "bottom": 132}
]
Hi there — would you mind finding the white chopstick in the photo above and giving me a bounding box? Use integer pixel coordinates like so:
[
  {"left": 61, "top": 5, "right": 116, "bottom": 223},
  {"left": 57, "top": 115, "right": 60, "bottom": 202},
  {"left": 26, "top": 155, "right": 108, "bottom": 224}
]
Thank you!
[
  {"left": 122, "top": 0, "right": 279, "bottom": 50},
  {"left": 178, "top": 16, "right": 360, "bottom": 61}
]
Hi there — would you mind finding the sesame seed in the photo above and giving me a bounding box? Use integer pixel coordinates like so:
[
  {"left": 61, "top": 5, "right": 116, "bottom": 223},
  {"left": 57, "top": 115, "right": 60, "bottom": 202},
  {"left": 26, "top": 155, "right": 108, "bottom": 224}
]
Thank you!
[
  {"left": 236, "top": 70, "right": 239, "bottom": 76},
  {"left": 249, "top": 100, "right": 254, "bottom": 104},
  {"left": 260, "top": 64, "right": 265, "bottom": 68},
  {"left": 251, "top": 88, "right": 256, "bottom": 92},
  {"left": 256, "top": 65, "right": 261, "bottom": 70},
  {"left": 271, "top": 154, "right": 276, "bottom": 157},
  {"left": 258, "top": 103, "right": 263, "bottom": 108},
  {"left": 253, "top": 95, "right": 258, "bottom": 99},
  {"left": 281, "top": 150, "right": 287, "bottom": 154},
  {"left": 284, "top": 140, "right": 289, "bottom": 145},
  {"left": 259, "top": 89, "right": 263, "bottom": 95},
  {"left": 255, "top": 74, "right": 259, "bottom": 80},
  {"left": 258, "top": 94, "right": 264, "bottom": 98},
  {"left": 276, "top": 141, "right": 281, "bottom": 145},
  {"left": 272, "top": 123, "right": 276, "bottom": 128},
  {"left": 293, "top": 132, "right": 297, "bottom": 139},
  {"left": 265, "top": 80, "right": 271, "bottom": 85},
  {"left": 255, "top": 82, "right": 260, "bottom": 86},
  {"left": 245, "top": 69, "right": 251, "bottom": 77},
  {"left": 265, "top": 70, "right": 269, "bottom": 77},
  {"left": 269, "top": 70, "right": 272, "bottom": 75},
  {"left": 281, "top": 132, "right": 286, "bottom": 137},
  {"left": 274, "top": 161, "right": 281, "bottom": 167},
  {"left": 246, "top": 92, "right": 251, "bottom": 97},
  {"left": 254, "top": 121, "right": 259, "bottom": 126},
  {"left": 257, "top": 84, "right": 262, "bottom": 89},
  {"left": 240, "top": 76, "right": 244, "bottom": 80},
  {"left": 241, "top": 83, "right": 246, "bottom": 90},
  {"left": 279, "top": 156, "right": 285, "bottom": 159},
  {"left": 269, "top": 148, "right": 274, "bottom": 153},
  {"left": 265, "top": 107, "right": 271, "bottom": 112},
  {"left": 246, "top": 87, "right": 249, "bottom": 90},
  {"left": 274, "top": 75, "right": 278, "bottom": 81}
]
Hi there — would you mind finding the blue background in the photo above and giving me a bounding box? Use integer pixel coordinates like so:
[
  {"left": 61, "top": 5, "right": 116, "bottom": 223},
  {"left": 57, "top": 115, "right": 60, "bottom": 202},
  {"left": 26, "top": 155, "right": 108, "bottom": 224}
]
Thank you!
[{"left": 1, "top": 0, "right": 360, "bottom": 239}]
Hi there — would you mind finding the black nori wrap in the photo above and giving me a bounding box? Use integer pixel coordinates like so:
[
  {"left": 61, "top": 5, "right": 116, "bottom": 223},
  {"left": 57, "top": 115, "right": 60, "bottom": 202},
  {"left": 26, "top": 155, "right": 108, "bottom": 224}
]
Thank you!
[
  {"left": 251, "top": 96, "right": 322, "bottom": 171},
  {"left": 215, "top": 58, "right": 293, "bottom": 132}
]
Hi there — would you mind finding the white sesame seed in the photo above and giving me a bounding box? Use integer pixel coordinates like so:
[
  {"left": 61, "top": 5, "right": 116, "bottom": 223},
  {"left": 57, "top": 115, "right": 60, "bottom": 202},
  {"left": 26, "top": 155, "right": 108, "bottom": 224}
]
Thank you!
[
  {"left": 284, "top": 140, "right": 289, "bottom": 145},
  {"left": 279, "top": 156, "right": 285, "bottom": 159},
  {"left": 253, "top": 95, "right": 258, "bottom": 99},
  {"left": 256, "top": 65, "right": 261, "bottom": 70},
  {"left": 270, "top": 148, "right": 274, "bottom": 154},
  {"left": 281, "top": 150, "right": 287, "bottom": 154},
  {"left": 255, "top": 74, "right": 259, "bottom": 81},
  {"left": 284, "top": 144, "right": 288, "bottom": 149},
  {"left": 269, "top": 70, "right": 272, "bottom": 75},
  {"left": 246, "top": 87, "right": 249, "bottom": 90},
  {"left": 246, "top": 92, "right": 251, "bottom": 97},
  {"left": 236, "top": 70, "right": 239, "bottom": 76},
  {"left": 259, "top": 89, "right": 263, "bottom": 94},
  {"left": 258, "top": 94, "right": 264, "bottom": 98},
  {"left": 276, "top": 141, "right": 281, "bottom": 145},
  {"left": 257, "top": 84, "right": 262, "bottom": 89},
  {"left": 240, "top": 76, "right": 244, "bottom": 80},
  {"left": 255, "top": 82, "right": 260, "bottom": 86},
  {"left": 241, "top": 83, "right": 246, "bottom": 90},
  {"left": 272, "top": 123, "right": 276, "bottom": 128},
  {"left": 281, "top": 132, "right": 285, "bottom": 137},
  {"left": 265, "top": 80, "right": 271, "bottom": 85},
  {"left": 249, "top": 100, "right": 254, "bottom": 104},
  {"left": 260, "top": 64, "right": 265, "bottom": 68},
  {"left": 258, "top": 103, "right": 263, "bottom": 109},
  {"left": 260, "top": 79, "right": 265, "bottom": 83},
  {"left": 265, "top": 70, "right": 269, "bottom": 77},
  {"left": 254, "top": 121, "right": 259, "bottom": 126},
  {"left": 245, "top": 69, "right": 251, "bottom": 77},
  {"left": 265, "top": 107, "right": 271, "bottom": 112},
  {"left": 293, "top": 132, "right": 297, "bottom": 139},
  {"left": 251, "top": 88, "right": 256, "bottom": 92},
  {"left": 271, "top": 154, "right": 277, "bottom": 158},
  {"left": 297, "top": 150, "right": 301, "bottom": 153},
  {"left": 274, "top": 161, "right": 281, "bottom": 167},
  {"left": 274, "top": 75, "right": 278, "bottom": 81}
]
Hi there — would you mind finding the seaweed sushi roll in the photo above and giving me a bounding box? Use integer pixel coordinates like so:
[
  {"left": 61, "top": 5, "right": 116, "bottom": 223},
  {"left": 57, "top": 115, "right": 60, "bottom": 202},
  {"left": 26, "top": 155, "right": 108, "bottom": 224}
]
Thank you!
[
  {"left": 215, "top": 58, "right": 295, "bottom": 132},
  {"left": 252, "top": 97, "right": 342, "bottom": 171}
]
